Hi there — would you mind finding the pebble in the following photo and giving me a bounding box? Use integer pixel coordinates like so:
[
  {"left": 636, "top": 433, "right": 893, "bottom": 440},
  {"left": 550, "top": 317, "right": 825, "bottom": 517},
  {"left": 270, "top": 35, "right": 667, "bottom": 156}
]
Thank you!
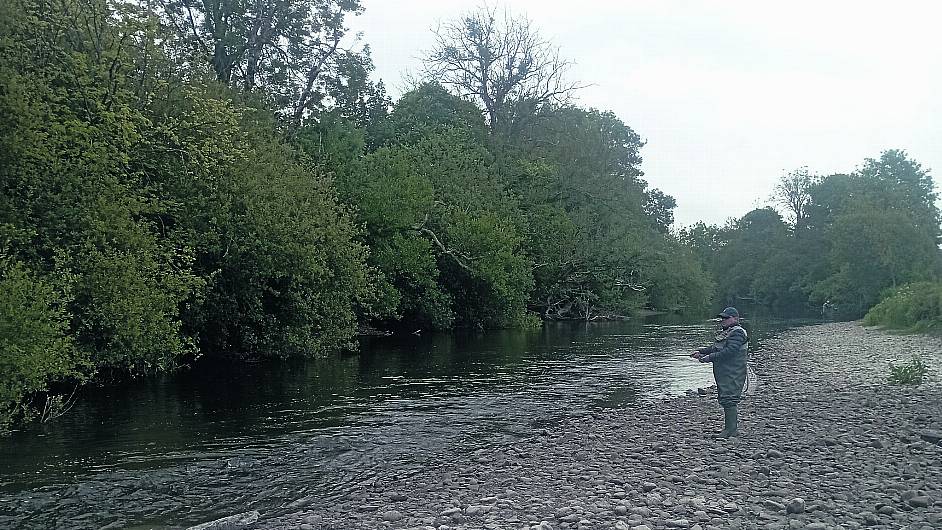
[
  {"left": 120, "top": 324, "right": 942, "bottom": 529},
  {"left": 382, "top": 510, "right": 403, "bottom": 522},
  {"left": 785, "top": 498, "right": 805, "bottom": 514}
]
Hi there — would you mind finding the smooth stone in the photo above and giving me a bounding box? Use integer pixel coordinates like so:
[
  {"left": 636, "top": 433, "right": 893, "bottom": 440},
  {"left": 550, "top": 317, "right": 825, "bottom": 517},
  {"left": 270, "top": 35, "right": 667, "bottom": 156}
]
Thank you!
[
  {"left": 383, "top": 510, "right": 403, "bottom": 522},
  {"left": 185, "top": 511, "right": 260, "bottom": 530},
  {"left": 786, "top": 498, "right": 806, "bottom": 514},
  {"left": 918, "top": 430, "right": 942, "bottom": 444}
]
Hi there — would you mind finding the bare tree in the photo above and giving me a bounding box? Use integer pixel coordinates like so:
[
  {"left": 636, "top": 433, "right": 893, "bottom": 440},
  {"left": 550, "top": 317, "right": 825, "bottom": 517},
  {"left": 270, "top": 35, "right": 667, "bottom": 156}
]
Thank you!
[
  {"left": 773, "top": 167, "right": 815, "bottom": 230},
  {"left": 423, "top": 5, "right": 583, "bottom": 135}
]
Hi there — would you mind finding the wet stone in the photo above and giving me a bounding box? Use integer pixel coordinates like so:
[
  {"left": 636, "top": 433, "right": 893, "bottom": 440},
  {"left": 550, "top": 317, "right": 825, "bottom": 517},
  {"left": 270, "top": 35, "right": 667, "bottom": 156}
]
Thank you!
[{"left": 9, "top": 323, "right": 942, "bottom": 530}]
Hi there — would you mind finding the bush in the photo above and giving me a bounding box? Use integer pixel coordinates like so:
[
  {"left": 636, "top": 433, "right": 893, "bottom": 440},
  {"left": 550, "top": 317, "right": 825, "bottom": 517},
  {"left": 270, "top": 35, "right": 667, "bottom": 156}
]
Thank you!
[
  {"left": 863, "top": 282, "right": 942, "bottom": 333},
  {"left": 887, "top": 355, "right": 930, "bottom": 385},
  {"left": 0, "top": 259, "right": 89, "bottom": 428}
]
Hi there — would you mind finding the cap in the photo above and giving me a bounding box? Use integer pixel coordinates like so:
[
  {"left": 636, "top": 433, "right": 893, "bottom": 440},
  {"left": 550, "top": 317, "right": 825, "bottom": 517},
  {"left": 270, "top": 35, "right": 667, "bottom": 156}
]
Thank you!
[{"left": 717, "top": 307, "right": 740, "bottom": 319}]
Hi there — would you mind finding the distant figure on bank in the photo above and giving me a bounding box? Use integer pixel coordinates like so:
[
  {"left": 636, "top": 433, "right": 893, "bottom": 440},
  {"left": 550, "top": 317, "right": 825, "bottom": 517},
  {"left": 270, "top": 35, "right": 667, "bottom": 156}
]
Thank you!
[{"left": 691, "top": 307, "right": 748, "bottom": 438}]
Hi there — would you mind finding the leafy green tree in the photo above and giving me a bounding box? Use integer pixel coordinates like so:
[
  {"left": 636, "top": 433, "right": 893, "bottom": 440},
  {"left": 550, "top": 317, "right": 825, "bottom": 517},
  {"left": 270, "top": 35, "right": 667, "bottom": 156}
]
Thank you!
[
  {"left": 325, "top": 47, "right": 391, "bottom": 130},
  {"left": 0, "top": 258, "right": 88, "bottom": 429},
  {"left": 335, "top": 120, "right": 534, "bottom": 328},
  {"left": 676, "top": 222, "right": 726, "bottom": 275},
  {"left": 368, "top": 82, "right": 487, "bottom": 148},
  {"left": 0, "top": 0, "right": 201, "bottom": 375},
  {"left": 0, "top": 0, "right": 381, "bottom": 430},
  {"left": 639, "top": 237, "right": 714, "bottom": 312},
  {"left": 813, "top": 201, "right": 940, "bottom": 315},
  {"left": 518, "top": 106, "right": 713, "bottom": 316},
  {"left": 643, "top": 189, "right": 677, "bottom": 234},
  {"left": 195, "top": 136, "right": 374, "bottom": 358},
  {"left": 712, "top": 208, "right": 790, "bottom": 305},
  {"left": 159, "top": 0, "right": 372, "bottom": 121},
  {"left": 804, "top": 173, "right": 856, "bottom": 230},
  {"left": 710, "top": 150, "right": 941, "bottom": 318},
  {"left": 799, "top": 151, "right": 940, "bottom": 316},
  {"left": 856, "top": 149, "right": 940, "bottom": 242}
]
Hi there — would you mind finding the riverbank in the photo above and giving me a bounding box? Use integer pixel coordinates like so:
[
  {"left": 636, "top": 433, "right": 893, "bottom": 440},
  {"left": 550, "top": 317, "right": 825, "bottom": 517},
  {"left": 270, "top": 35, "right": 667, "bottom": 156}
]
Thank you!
[{"left": 255, "top": 322, "right": 942, "bottom": 530}]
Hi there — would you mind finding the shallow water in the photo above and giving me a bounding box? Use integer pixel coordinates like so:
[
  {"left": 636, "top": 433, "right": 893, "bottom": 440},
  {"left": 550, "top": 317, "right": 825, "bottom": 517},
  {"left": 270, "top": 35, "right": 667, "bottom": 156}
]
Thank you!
[{"left": 0, "top": 317, "right": 802, "bottom": 529}]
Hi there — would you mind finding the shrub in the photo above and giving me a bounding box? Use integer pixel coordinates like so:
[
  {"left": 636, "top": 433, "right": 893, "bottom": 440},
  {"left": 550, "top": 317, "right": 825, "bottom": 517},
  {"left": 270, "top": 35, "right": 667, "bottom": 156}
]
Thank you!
[
  {"left": 0, "top": 259, "right": 89, "bottom": 429},
  {"left": 887, "top": 355, "right": 930, "bottom": 386},
  {"left": 863, "top": 282, "right": 942, "bottom": 333}
]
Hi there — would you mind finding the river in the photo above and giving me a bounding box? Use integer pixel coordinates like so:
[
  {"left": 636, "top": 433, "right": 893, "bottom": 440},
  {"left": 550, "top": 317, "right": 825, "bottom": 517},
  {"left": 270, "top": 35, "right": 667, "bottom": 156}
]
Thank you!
[{"left": 0, "top": 316, "right": 805, "bottom": 529}]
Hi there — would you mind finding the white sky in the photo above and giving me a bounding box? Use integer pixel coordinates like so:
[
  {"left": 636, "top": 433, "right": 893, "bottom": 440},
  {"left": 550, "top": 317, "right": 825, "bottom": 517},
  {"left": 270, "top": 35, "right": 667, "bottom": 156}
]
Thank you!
[{"left": 349, "top": 0, "right": 942, "bottom": 227}]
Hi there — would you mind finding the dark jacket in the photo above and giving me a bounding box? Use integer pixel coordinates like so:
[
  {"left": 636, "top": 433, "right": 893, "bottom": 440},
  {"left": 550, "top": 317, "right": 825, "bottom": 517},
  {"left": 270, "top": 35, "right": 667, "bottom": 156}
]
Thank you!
[
  {"left": 697, "top": 325, "right": 748, "bottom": 363},
  {"left": 698, "top": 325, "right": 748, "bottom": 406}
]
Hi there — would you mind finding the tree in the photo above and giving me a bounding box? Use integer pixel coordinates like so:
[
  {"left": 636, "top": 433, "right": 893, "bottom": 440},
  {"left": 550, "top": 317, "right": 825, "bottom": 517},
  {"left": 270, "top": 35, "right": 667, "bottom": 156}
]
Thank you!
[
  {"left": 504, "top": 106, "right": 709, "bottom": 317},
  {"left": 193, "top": 135, "right": 375, "bottom": 358},
  {"left": 772, "top": 167, "right": 815, "bottom": 231},
  {"left": 423, "top": 5, "right": 581, "bottom": 136},
  {"left": 0, "top": 258, "right": 88, "bottom": 429},
  {"left": 804, "top": 173, "right": 856, "bottom": 231},
  {"left": 159, "top": 0, "right": 368, "bottom": 121},
  {"left": 367, "top": 82, "right": 486, "bottom": 149},
  {"left": 324, "top": 47, "right": 391, "bottom": 130},
  {"left": 510, "top": 107, "right": 647, "bottom": 317},
  {"left": 676, "top": 221, "right": 726, "bottom": 275},
  {"left": 0, "top": 0, "right": 202, "bottom": 375},
  {"left": 712, "top": 208, "right": 790, "bottom": 305},
  {"left": 0, "top": 0, "right": 382, "bottom": 429},
  {"left": 323, "top": 86, "right": 535, "bottom": 329},
  {"left": 643, "top": 188, "right": 677, "bottom": 234},
  {"left": 856, "top": 149, "right": 940, "bottom": 242},
  {"left": 813, "top": 203, "right": 940, "bottom": 316}
]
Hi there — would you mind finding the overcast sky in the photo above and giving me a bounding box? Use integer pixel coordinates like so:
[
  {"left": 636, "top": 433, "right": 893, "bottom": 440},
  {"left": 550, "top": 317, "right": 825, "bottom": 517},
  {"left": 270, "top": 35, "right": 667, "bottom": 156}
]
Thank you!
[{"left": 348, "top": 0, "right": 941, "bottom": 227}]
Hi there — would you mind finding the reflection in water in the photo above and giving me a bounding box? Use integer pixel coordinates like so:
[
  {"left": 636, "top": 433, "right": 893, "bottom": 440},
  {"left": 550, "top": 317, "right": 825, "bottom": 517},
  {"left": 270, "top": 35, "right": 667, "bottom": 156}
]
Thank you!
[{"left": 0, "top": 317, "right": 798, "bottom": 529}]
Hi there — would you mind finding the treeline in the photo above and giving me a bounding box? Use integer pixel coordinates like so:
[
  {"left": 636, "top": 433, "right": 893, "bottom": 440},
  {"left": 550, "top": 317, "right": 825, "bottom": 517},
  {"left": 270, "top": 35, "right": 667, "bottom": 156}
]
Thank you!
[
  {"left": 0, "top": 0, "right": 712, "bottom": 426},
  {"left": 680, "top": 151, "right": 942, "bottom": 320}
]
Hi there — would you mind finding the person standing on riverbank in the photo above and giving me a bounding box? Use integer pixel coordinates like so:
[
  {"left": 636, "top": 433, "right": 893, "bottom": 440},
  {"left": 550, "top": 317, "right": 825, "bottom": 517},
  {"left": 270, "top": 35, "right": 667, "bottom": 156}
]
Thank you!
[{"left": 691, "top": 307, "right": 748, "bottom": 438}]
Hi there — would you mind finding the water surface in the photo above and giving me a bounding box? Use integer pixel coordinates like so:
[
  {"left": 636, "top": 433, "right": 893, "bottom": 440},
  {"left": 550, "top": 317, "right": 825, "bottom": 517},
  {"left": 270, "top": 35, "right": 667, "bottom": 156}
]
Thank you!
[{"left": 0, "top": 317, "right": 799, "bottom": 529}]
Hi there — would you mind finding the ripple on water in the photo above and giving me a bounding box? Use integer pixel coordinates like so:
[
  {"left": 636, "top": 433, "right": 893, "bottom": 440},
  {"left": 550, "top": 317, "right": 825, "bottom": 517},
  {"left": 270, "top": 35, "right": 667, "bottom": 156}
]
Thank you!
[{"left": 0, "top": 319, "right": 798, "bottom": 528}]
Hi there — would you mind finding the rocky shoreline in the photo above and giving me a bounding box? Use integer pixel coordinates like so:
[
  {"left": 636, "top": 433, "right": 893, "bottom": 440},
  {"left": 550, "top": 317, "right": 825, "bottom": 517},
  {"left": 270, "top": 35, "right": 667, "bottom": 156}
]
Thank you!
[{"left": 244, "top": 322, "right": 942, "bottom": 530}]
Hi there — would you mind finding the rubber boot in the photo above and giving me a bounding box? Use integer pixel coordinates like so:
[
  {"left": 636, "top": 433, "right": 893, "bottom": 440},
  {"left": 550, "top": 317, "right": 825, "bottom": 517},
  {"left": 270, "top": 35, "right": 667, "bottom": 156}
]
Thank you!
[{"left": 718, "top": 405, "right": 738, "bottom": 438}]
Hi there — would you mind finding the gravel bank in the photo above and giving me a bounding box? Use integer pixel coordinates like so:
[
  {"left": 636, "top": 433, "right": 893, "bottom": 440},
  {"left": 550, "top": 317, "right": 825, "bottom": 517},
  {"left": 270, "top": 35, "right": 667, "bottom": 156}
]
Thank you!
[{"left": 246, "top": 322, "right": 942, "bottom": 530}]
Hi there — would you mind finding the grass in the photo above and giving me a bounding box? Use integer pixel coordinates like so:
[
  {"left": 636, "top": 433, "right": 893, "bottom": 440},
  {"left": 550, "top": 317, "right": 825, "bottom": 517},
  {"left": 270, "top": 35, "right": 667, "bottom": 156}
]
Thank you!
[{"left": 887, "top": 355, "right": 930, "bottom": 385}]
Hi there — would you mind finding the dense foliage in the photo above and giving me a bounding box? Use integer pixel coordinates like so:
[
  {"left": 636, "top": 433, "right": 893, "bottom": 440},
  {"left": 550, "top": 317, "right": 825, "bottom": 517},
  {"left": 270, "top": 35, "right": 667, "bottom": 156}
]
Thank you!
[
  {"left": 0, "top": 1, "right": 713, "bottom": 427},
  {"left": 681, "top": 150, "right": 942, "bottom": 318},
  {"left": 3, "top": 1, "right": 937, "bottom": 428},
  {"left": 864, "top": 282, "right": 942, "bottom": 333}
]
